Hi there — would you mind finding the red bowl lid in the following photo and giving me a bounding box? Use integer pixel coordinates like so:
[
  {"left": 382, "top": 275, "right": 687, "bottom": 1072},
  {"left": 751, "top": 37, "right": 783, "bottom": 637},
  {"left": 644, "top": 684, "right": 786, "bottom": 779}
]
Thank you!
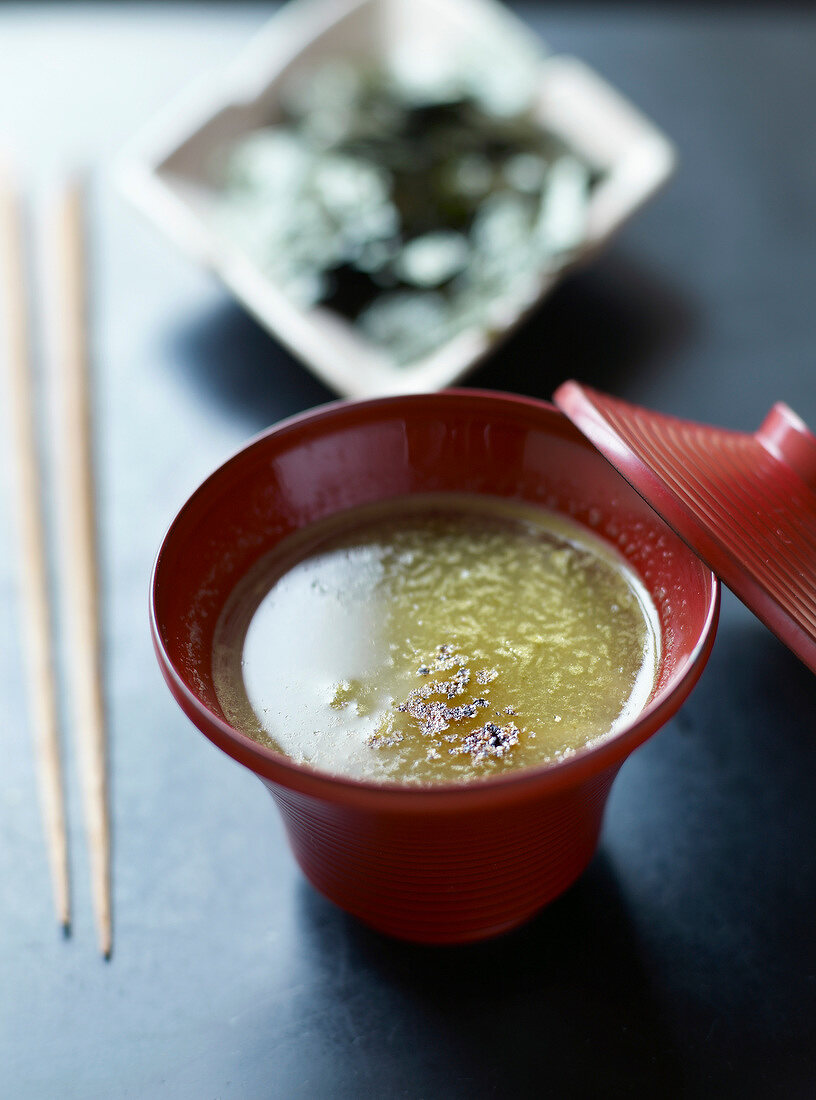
[{"left": 554, "top": 381, "right": 816, "bottom": 675}]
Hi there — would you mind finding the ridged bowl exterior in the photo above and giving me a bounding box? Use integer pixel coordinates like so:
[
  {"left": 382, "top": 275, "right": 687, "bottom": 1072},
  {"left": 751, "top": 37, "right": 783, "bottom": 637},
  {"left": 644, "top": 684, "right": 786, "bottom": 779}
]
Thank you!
[
  {"left": 265, "top": 768, "right": 618, "bottom": 943},
  {"left": 151, "top": 391, "right": 719, "bottom": 943}
]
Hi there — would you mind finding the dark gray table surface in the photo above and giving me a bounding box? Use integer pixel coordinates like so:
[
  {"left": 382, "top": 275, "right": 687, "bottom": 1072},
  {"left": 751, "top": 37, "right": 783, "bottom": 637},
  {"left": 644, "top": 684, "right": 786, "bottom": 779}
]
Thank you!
[{"left": 2, "top": 4, "right": 816, "bottom": 1097}]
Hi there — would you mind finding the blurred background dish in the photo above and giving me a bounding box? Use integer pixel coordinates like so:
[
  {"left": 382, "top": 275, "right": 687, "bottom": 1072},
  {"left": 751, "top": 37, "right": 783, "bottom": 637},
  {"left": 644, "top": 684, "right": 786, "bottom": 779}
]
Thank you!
[{"left": 119, "top": 0, "right": 675, "bottom": 397}]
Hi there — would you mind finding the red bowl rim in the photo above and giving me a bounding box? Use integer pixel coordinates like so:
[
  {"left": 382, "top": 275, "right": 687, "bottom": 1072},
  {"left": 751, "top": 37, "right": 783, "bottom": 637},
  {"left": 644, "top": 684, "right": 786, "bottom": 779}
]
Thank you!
[{"left": 150, "top": 389, "right": 720, "bottom": 812}]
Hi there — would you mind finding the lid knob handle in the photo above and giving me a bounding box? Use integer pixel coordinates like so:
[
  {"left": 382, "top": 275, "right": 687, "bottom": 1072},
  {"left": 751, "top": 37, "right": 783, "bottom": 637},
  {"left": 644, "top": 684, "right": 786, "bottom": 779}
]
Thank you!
[{"left": 755, "top": 403, "right": 816, "bottom": 493}]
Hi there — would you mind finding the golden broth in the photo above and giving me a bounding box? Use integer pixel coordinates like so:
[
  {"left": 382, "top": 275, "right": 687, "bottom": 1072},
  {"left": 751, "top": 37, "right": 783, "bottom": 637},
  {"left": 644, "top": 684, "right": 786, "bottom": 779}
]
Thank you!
[{"left": 212, "top": 494, "right": 660, "bottom": 785}]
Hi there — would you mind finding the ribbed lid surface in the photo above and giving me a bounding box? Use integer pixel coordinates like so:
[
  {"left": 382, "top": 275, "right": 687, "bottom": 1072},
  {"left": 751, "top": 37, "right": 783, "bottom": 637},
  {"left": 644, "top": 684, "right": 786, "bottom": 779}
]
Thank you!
[{"left": 554, "top": 382, "right": 816, "bottom": 674}]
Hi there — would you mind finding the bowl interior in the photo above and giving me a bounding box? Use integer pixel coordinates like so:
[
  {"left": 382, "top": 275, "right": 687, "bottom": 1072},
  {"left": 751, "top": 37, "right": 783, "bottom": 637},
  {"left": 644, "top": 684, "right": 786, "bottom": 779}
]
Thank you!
[{"left": 153, "top": 391, "right": 717, "bottom": 788}]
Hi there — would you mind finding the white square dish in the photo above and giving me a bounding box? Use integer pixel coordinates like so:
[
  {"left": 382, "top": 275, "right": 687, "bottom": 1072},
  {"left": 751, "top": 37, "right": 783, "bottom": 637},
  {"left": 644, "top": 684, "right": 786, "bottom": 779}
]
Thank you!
[{"left": 119, "top": 0, "right": 676, "bottom": 398}]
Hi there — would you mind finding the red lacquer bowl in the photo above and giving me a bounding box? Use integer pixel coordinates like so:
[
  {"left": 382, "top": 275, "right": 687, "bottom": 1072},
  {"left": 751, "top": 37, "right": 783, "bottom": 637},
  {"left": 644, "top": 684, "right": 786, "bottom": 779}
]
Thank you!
[{"left": 151, "top": 391, "right": 719, "bottom": 944}]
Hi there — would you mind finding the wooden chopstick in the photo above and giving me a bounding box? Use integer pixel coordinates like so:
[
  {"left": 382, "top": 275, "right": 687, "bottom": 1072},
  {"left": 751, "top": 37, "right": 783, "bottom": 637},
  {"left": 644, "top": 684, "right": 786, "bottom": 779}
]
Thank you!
[
  {"left": 0, "top": 177, "right": 71, "bottom": 934},
  {"left": 53, "top": 178, "right": 112, "bottom": 960}
]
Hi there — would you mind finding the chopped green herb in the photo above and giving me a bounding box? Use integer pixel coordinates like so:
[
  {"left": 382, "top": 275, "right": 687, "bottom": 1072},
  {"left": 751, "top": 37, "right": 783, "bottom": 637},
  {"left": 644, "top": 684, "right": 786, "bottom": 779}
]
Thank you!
[{"left": 216, "top": 58, "right": 597, "bottom": 365}]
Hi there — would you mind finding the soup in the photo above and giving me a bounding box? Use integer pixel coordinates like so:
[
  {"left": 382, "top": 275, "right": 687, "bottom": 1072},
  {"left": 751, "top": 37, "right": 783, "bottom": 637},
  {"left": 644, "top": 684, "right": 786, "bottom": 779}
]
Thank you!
[{"left": 212, "top": 494, "right": 659, "bottom": 785}]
